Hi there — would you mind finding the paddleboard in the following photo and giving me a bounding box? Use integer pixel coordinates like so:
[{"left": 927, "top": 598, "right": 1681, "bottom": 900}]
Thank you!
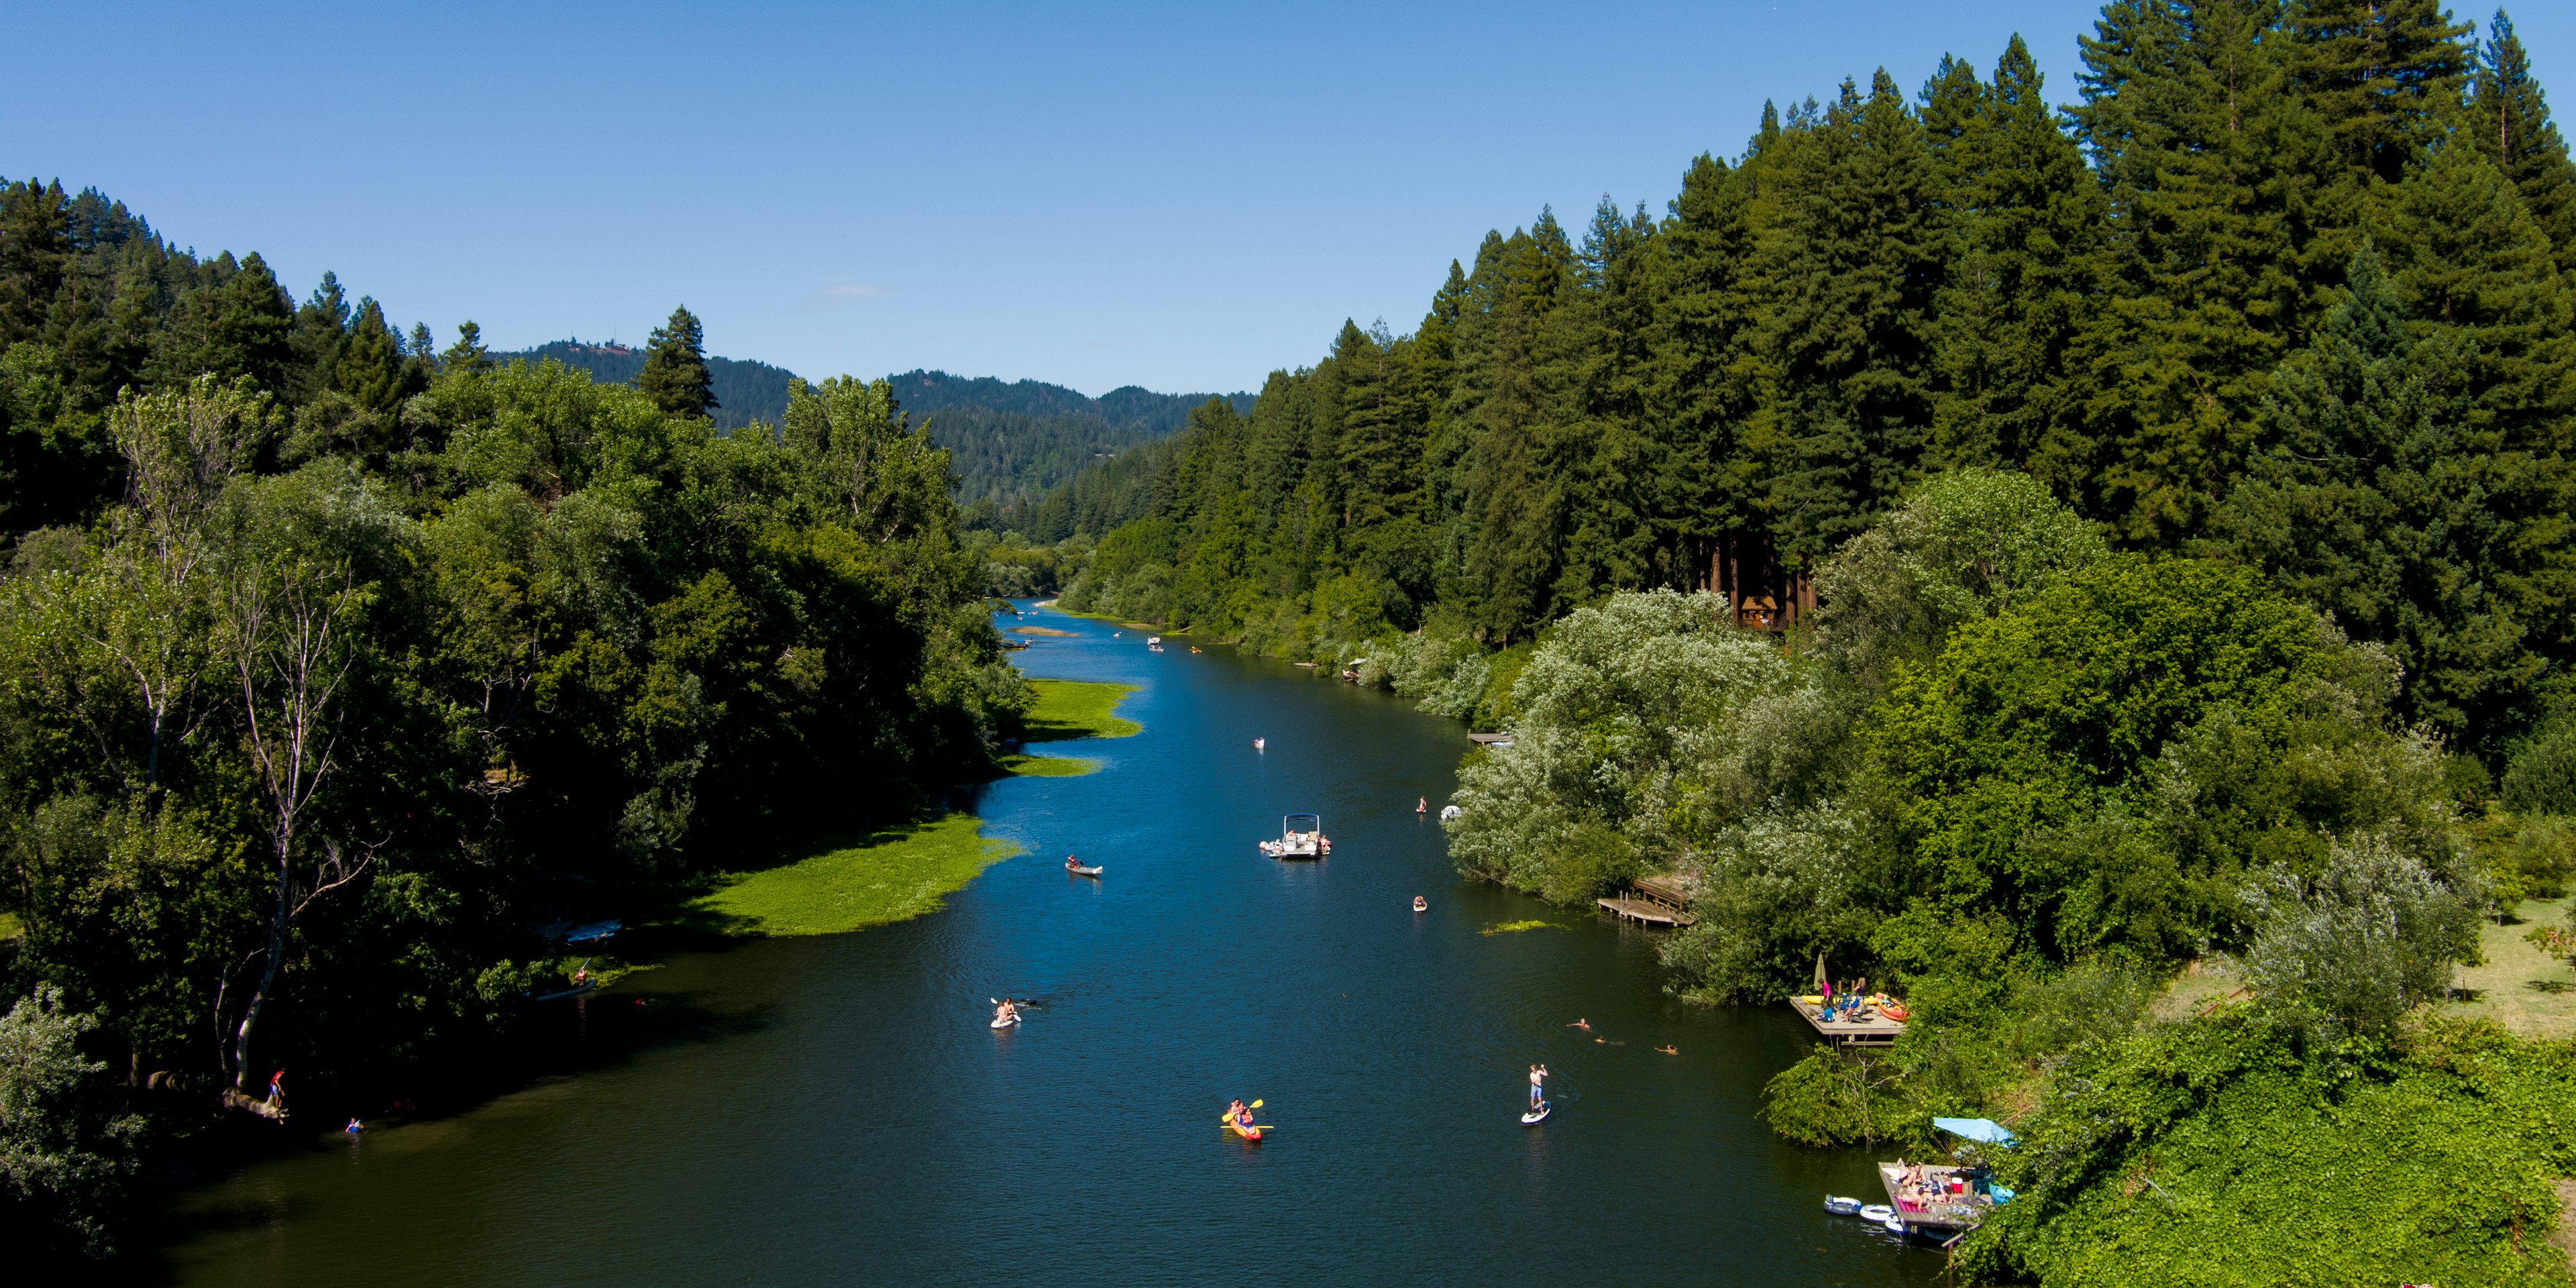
[{"left": 1521, "top": 1101, "right": 1551, "bottom": 1125}]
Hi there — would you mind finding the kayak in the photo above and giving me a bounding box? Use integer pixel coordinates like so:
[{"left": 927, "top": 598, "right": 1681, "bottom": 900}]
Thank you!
[
  {"left": 1219, "top": 1115, "right": 1265, "bottom": 1141},
  {"left": 1065, "top": 863, "right": 1103, "bottom": 877},
  {"left": 1521, "top": 1101, "right": 1551, "bottom": 1126},
  {"left": 990, "top": 1014, "right": 1018, "bottom": 1029}
]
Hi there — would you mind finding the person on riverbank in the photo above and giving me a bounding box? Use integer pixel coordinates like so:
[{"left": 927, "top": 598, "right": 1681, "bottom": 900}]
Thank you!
[{"left": 1528, "top": 1064, "right": 1548, "bottom": 1109}]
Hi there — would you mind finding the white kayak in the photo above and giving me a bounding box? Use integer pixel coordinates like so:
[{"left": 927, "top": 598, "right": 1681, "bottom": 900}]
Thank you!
[
  {"left": 1521, "top": 1102, "right": 1551, "bottom": 1125},
  {"left": 990, "top": 1013, "right": 1020, "bottom": 1029}
]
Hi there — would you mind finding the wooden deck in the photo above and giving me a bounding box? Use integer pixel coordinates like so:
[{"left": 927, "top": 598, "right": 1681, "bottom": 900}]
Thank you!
[
  {"left": 1599, "top": 895, "right": 1696, "bottom": 926},
  {"left": 1788, "top": 998, "right": 1907, "bottom": 1046},
  {"left": 1878, "top": 1162, "right": 1992, "bottom": 1235}
]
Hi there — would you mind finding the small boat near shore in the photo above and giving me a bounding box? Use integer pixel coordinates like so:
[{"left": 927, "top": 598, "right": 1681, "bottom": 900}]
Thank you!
[
  {"left": 1259, "top": 812, "right": 1330, "bottom": 859},
  {"left": 1065, "top": 859, "right": 1103, "bottom": 877},
  {"left": 1824, "top": 1195, "right": 1862, "bottom": 1216}
]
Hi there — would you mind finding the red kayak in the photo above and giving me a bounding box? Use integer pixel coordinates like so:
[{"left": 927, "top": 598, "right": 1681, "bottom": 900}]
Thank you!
[{"left": 1226, "top": 1120, "right": 1264, "bottom": 1141}]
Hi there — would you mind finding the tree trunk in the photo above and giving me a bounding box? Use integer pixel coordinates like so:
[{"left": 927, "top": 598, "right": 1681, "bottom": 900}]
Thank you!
[{"left": 231, "top": 825, "right": 292, "bottom": 1089}]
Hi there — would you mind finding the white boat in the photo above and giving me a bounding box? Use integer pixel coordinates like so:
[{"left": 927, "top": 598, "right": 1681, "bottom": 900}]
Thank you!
[
  {"left": 1146, "top": 635, "right": 1162, "bottom": 645},
  {"left": 1823, "top": 1195, "right": 1862, "bottom": 1216},
  {"left": 1884, "top": 1214, "right": 1907, "bottom": 1234},
  {"left": 1258, "top": 812, "right": 1330, "bottom": 859},
  {"left": 1858, "top": 1204, "right": 1894, "bottom": 1224}
]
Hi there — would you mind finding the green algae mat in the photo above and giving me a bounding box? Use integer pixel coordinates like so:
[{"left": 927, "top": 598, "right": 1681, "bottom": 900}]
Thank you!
[{"left": 690, "top": 814, "right": 1018, "bottom": 936}]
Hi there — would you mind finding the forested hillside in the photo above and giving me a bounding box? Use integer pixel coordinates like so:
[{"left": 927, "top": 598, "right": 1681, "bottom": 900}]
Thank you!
[
  {"left": 1040, "top": 7, "right": 2576, "bottom": 763},
  {"left": 505, "top": 339, "right": 802, "bottom": 427},
  {"left": 0, "top": 180, "right": 1022, "bottom": 1258},
  {"left": 520, "top": 344, "right": 1250, "bottom": 521}
]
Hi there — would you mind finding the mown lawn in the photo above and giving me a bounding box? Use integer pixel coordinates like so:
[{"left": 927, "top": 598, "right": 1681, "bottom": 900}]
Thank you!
[{"left": 689, "top": 814, "right": 1018, "bottom": 936}]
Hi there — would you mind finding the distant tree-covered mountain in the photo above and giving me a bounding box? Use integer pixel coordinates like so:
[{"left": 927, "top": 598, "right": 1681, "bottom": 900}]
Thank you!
[
  {"left": 511, "top": 343, "right": 1252, "bottom": 515},
  {"left": 504, "top": 340, "right": 800, "bottom": 428}
]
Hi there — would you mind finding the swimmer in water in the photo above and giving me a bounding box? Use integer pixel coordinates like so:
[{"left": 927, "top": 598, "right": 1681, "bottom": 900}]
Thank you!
[{"left": 1567, "top": 1018, "right": 1591, "bottom": 1031}]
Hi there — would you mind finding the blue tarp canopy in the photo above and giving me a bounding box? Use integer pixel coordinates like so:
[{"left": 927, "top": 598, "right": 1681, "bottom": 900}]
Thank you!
[{"left": 1933, "top": 1117, "right": 2017, "bottom": 1146}]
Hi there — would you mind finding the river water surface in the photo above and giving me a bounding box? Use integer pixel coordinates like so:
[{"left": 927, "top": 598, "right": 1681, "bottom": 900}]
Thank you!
[{"left": 161, "top": 605, "right": 1940, "bottom": 1287}]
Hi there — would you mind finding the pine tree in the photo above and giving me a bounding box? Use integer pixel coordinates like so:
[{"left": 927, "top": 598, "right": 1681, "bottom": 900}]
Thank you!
[
  {"left": 442, "top": 320, "right": 494, "bottom": 374},
  {"left": 1656, "top": 151, "right": 1766, "bottom": 562},
  {"left": 637, "top": 305, "right": 716, "bottom": 419},
  {"left": 1555, "top": 197, "right": 1669, "bottom": 601},
  {"left": 333, "top": 297, "right": 405, "bottom": 414},
  {"left": 2282, "top": 0, "right": 2473, "bottom": 184},
  {"left": 2211, "top": 249, "right": 2576, "bottom": 749},
  {"left": 2472, "top": 9, "right": 2576, "bottom": 272},
  {"left": 2070, "top": 0, "right": 2341, "bottom": 543},
  {"left": 287, "top": 270, "right": 348, "bottom": 403},
  {"left": 1934, "top": 35, "right": 2110, "bottom": 488},
  {"left": 2373, "top": 135, "right": 2576, "bottom": 449},
  {"left": 0, "top": 180, "right": 72, "bottom": 350},
  {"left": 1759, "top": 70, "right": 1946, "bottom": 559}
]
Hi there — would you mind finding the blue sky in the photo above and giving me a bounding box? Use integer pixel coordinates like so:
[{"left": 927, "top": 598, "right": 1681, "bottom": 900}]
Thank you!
[{"left": 9, "top": 1, "right": 2571, "bottom": 396}]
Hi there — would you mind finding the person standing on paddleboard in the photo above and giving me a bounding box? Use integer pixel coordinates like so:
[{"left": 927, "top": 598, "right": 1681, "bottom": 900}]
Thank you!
[{"left": 1528, "top": 1063, "right": 1548, "bottom": 1109}]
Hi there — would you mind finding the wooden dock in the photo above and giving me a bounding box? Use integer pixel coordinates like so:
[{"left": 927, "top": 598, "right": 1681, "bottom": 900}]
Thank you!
[
  {"left": 1788, "top": 998, "right": 1907, "bottom": 1047},
  {"left": 1599, "top": 895, "right": 1695, "bottom": 926},
  {"left": 1599, "top": 873, "right": 1698, "bottom": 927},
  {"left": 1878, "top": 1161, "right": 1991, "bottom": 1236}
]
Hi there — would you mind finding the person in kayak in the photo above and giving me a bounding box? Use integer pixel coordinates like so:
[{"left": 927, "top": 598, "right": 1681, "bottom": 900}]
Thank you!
[
  {"left": 1528, "top": 1064, "right": 1548, "bottom": 1108},
  {"left": 994, "top": 1000, "right": 1018, "bottom": 1025}
]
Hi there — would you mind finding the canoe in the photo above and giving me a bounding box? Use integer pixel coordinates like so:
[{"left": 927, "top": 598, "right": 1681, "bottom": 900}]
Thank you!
[
  {"left": 1521, "top": 1101, "right": 1551, "bottom": 1125},
  {"left": 1824, "top": 1195, "right": 1862, "bottom": 1216},
  {"left": 1858, "top": 1204, "right": 1894, "bottom": 1224},
  {"left": 1065, "top": 864, "right": 1103, "bottom": 877}
]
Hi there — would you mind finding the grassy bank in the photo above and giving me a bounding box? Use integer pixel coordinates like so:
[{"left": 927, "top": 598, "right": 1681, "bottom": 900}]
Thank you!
[{"left": 688, "top": 814, "right": 1018, "bottom": 936}]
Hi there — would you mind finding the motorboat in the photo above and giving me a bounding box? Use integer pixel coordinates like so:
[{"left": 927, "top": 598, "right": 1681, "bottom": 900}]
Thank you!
[{"left": 1259, "top": 812, "right": 1330, "bottom": 859}]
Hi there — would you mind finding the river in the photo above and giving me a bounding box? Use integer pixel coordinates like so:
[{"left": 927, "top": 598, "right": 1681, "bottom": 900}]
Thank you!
[{"left": 158, "top": 604, "right": 1941, "bottom": 1287}]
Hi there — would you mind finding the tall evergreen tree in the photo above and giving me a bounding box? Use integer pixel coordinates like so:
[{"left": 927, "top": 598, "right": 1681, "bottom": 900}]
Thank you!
[
  {"left": 2282, "top": 0, "right": 2473, "bottom": 184},
  {"left": 2211, "top": 249, "right": 2575, "bottom": 749},
  {"left": 1933, "top": 36, "right": 2108, "bottom": 488},
  {"left": 333, "top": 297, "right": 405, "bottom": 414},
  {"left": 1759, "top": 70, "right": 1946, "bottom": 559},
  {"left": 1656, "top": 152, "right": 1766, "bottom": 557},
  {"left": 2471, "top": 9, "right": 2576, "bottom": 272},
  {"left": 2373, "top": 135, "right": 2576, "bottom": 449},
  {"left": 637, "top": 304, "right": 716, "bottom": 419}
]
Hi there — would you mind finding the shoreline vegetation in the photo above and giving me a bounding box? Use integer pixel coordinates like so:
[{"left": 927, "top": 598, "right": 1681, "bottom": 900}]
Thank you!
[{"left": 687, "top": 814, "right": 1020, "bottom": 938}]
